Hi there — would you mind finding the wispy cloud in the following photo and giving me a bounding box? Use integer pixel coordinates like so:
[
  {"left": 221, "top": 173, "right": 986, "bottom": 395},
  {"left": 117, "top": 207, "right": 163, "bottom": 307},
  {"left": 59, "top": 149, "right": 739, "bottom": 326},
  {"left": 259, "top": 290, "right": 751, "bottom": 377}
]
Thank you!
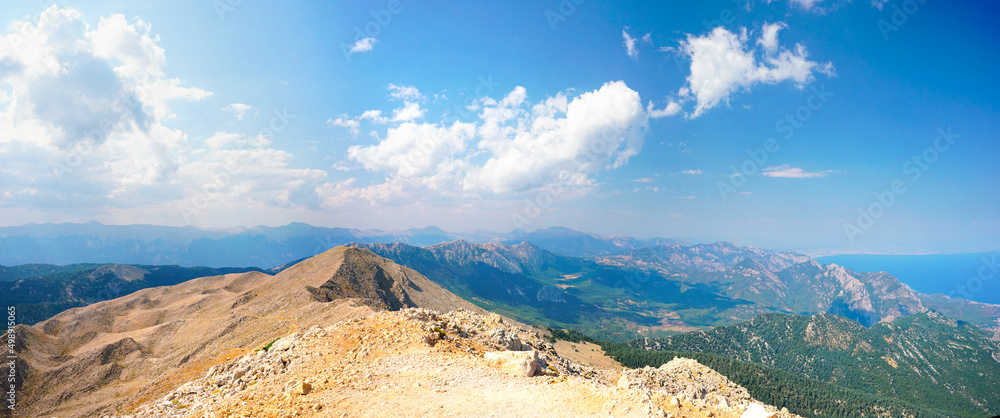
[
  {"left": 631, "top": 177, "right": 656, "bottom": 183},
  {"left": 623, "top": 30, "right": 639, "bottom": 58},
  {"left": 787, "top": 0, "right": 824, "bottom": 10},
  {"left": 674, "top": 169, "right": 703, "bottom": 175},
  {"left": 762, "top": 165, "right": 841, "bottom": 178}
]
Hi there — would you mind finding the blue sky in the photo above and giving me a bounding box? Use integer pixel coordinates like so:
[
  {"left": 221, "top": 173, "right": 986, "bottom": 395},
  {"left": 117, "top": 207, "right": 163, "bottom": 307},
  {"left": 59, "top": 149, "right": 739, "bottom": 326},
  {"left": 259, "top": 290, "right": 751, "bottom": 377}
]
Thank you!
[{"left": 0, "top": 0, "right": 997, "bottom": 253}]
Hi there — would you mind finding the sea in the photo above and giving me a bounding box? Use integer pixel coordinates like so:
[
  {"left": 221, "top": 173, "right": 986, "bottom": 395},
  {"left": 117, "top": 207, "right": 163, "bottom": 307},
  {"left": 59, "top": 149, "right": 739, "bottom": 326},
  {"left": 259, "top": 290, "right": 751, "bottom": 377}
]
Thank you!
[{"left": 816, "top": 252, "right": 1000, "bottom": 305}]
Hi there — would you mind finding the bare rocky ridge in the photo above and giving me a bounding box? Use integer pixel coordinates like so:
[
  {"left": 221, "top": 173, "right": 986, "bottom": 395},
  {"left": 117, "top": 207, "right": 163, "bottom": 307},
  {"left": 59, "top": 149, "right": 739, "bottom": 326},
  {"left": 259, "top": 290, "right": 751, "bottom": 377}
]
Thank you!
[
  {"left": 5, "top": 244, "right": 796, "bottom": 417},
  {"left": 126, "top": 307, "right": 796, "bottom": 418},
  {"left": 5, "top": 246, "right": 478, "bottom": 417}
]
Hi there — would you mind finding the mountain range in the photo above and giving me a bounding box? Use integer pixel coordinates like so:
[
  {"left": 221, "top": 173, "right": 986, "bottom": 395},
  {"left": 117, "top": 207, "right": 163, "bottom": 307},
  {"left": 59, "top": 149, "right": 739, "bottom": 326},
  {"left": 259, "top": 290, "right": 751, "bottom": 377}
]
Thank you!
[
  {"left": 3, "top": 223, "right": 1000, "bottom": 416},
  {"left": 0, "top": 222, "right": 677, "bottom": 267},
  {"left": 355, "top": 240, "right": 1000, "bottom": 339},
  {"left": 8, "top": 226, "right": 1000, "bottom": 341}
]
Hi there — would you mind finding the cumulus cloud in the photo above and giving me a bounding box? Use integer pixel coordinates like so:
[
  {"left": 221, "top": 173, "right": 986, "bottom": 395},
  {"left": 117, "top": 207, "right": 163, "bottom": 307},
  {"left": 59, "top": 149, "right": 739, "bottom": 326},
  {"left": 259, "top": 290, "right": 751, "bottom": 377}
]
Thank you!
[
  {"left": 677, "top": 25, "right": 833, "bottom": 118},
  {"left": 0, "top": 7, "right": 332, "bottom": 222},
  {"left": 762, "top": 165, "right": 840, "bottom": 178},
  {"left": 348, "top": 122, "right": 475, "bottom": 179},
  {"left": 0, "top": 7, "right": 201, "bottom": 190},
  {"left": 338, "top": 81, "right": 649, "bottom": 201},
  {"left": 391, "top": 101, "right": 425, "bottom": 122},
  {"left": 222, "top": 103, "right": 253, "bottom": 120},
  {"left": 349, "top": 37, "right": 377, "bottom": 53},
  {"left": 468, "top": 81, "right": 647, "bottom": 193}
]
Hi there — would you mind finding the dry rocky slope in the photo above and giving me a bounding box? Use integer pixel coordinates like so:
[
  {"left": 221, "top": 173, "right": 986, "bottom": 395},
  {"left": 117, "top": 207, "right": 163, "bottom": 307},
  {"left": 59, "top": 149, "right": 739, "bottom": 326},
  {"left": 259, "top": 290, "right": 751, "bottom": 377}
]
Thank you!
[
  {"left": 4, "top": 246, "right": 796, "bottom": 417},
  {"left": 5, "top": 246, "right": 477, "bottom": 417},
  {"left": 127, "top": 307, "right": 796, "bottom": 417}
]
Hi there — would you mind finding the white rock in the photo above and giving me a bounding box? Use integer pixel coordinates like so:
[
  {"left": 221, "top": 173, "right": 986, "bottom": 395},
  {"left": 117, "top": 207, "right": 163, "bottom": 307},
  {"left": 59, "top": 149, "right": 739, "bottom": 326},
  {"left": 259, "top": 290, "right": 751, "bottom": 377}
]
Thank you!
[
  {"left": 232, "top": 365, "right": 250, "bottom": 380},
  {"left": 270, "top": 337, "right": 295, "bottom": 353},
  {"left": 741, "top": 403, "right": 775, "bottom": 418},
  {"left": 483, "top": 350, "right": 539, "bottom": 377}
]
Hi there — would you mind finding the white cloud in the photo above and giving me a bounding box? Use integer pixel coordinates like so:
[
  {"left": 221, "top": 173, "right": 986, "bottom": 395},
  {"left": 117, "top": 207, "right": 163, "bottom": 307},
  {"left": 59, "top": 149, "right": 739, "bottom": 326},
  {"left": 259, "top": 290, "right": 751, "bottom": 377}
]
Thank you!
[
  {"left": 468, "top": 81, "right": 647, "bottom": 193},
  {"left": 623, "top": 30, "right": 639, "bottom": 58},
  {"left": 327, "top": 115, "right": 360, "bottom": 136},
  {"left": 348, "top": 121, "right": 475, "bottom": 179},
  {"left": 0, "top": 7, "right": 330, "bottom": 221},
  {"left": 757, "top": 22, "right": 786, "bottom": 54},
  {"left": 175, "top": 131, "right": 328, "bottom": 210},
  {"left": 787, "top": 0, "right": 824, "bottom": 9},
  {"left": 341, "top": 81, "right": 648, "bottom": 199},
  {"left": 675, "top": 169, "right": 703, "bottom": 175},
  {"left": 359, "top": 109, "right": 389, "bottom": 124},
  {"left": 204, "top": 131, "right": 268, "bottom": 150},
  {"left": 762, "top": 165, "right": 840, "bottom": 178},
  {"left": 222, "top": 103, "right": 253, "bottom": 120},
  {"left": 871, "top": 0, "right": 889, "bottom": 9},
  {"left": 349, "top": 37, "right": 377, "bottom": 53},
  {"left": 631, "top": 177, "right": 656, "bottom": 183},
  {"left": 647, "top": 100, "right": 682, "bottom": 118},
  {"left": 677, "top": 25, "right": 833, "bottom": 118},
  {"left": 388, "top": 84, "right": 424, "bottom": 101},
  {"left": 391, "top": 101, "right": 425, "bottom": 122}
]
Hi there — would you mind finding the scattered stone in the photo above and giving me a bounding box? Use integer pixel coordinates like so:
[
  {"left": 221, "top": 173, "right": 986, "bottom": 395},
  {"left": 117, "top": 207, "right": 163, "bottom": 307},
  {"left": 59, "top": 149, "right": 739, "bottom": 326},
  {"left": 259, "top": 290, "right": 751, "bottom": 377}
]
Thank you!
[{"left": 290, "top": 382, "right": 311, "bottom": 396}]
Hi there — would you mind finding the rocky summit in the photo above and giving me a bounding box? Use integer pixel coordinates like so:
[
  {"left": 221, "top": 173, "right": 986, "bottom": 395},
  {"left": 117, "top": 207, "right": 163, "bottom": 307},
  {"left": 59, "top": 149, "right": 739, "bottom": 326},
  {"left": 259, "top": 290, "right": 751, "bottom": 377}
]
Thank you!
[
  {"left": 3, "top": 246, "right": 477, "bottom": 417},
  {"left": 125, "top": 307, "right": 795, "bottom": 418}
]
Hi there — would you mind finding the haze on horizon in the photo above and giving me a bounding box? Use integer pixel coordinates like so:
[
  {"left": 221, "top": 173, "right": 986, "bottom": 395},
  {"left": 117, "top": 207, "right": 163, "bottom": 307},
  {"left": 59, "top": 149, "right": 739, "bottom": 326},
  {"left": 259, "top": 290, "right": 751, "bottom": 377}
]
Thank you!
[{"left": 0, "top": 1, "right": 997, "bottom": 254}]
